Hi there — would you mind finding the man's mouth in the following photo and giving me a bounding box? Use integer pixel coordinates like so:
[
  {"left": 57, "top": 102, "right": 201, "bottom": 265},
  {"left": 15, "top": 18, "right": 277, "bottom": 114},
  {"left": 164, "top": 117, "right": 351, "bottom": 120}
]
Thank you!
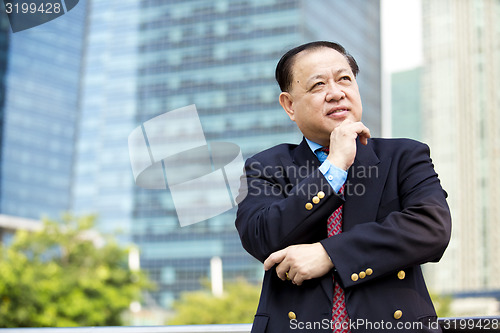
[{"left": 327, "top": 108, "right": 349, "bottom": 116}]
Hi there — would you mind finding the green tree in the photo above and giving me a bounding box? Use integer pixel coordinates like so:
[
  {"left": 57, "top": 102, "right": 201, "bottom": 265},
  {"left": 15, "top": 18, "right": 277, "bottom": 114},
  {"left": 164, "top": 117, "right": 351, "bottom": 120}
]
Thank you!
[
  {"left": 168, "top": 278, "right": 260, "bottom": 325},
  {"left": 0, "top": 214, "right": 152, "bottom": 327},
  {"left": 430, "top": 292, "right": 453, "bottom": 318}
]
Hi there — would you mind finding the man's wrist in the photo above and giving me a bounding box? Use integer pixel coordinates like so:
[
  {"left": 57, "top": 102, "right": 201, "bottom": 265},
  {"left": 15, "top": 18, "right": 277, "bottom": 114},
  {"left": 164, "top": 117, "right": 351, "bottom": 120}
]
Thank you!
[
  {"left": 327, "top": 155, "right": 349, "bottom": 171},
  {"left": 318, "top": 159, "right": 347, "bottom": 193}
]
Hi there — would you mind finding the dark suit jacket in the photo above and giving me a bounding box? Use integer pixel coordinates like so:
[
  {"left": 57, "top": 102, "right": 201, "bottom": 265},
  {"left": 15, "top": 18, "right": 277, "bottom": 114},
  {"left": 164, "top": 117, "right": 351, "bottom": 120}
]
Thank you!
[{"left": 235, "top": 138, "right": 452, "bottom": 333}]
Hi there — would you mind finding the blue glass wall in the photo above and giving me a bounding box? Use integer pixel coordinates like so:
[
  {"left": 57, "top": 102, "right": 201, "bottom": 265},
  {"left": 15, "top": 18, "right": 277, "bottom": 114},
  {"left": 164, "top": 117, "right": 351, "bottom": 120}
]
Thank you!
[
  {"left": 71, "top": 0, "right": 140, "bottom": 236},
  {"left": 0, "top": 15, "right": 10, "bottom": 169},
  {"left": 74, "top": 0, "right": 381, "bottom": 309},
  {"left": 133, "top": 0, "right": 381, "bottom": 307},
  {"left": 0, "top": 2, "right": 86, "bottom": 219}
]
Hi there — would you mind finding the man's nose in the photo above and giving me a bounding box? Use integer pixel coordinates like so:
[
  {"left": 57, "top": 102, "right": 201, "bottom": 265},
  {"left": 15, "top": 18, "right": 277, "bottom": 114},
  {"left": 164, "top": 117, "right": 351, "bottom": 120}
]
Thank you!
[{"left": 325, "top": 83, "right": 346, "bottom": 101}]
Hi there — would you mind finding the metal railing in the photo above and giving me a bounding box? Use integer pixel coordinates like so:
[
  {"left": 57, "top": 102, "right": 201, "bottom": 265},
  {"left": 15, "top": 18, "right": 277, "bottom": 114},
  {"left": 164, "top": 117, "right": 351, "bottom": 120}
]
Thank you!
[
  {"left": 0, "top": 325, "right": 252, "bottom": 333},
  {"left": 2, "top": 318, "right": 500, "bottom": 332}
]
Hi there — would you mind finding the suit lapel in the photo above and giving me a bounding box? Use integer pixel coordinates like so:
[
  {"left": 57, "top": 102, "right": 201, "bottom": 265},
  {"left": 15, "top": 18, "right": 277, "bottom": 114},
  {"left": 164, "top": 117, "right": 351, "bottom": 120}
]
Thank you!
[
  {"left": 343, "top": 140, "right": 391, "bottom": 231},
  {"left": 280, "top": 138, "right": 392, "bottom": 304},
  {"left": 319, "top": 140, "right": 391, "bottom": 304},
  {"left": 283, "top": 139, "right": 333, "bottom": 304},
  {"left": 280, "top": 138, "right": 321, "bottom": 185}
]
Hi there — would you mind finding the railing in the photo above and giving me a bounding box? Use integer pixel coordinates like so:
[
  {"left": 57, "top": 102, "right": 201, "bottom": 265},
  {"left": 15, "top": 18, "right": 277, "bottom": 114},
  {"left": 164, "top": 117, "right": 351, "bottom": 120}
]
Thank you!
[
  {"left": 0, "top": 325, "right": 251, "bottom": 333},
  {"left": 2, "top": 318, "right": 500, "bottom": 332}
]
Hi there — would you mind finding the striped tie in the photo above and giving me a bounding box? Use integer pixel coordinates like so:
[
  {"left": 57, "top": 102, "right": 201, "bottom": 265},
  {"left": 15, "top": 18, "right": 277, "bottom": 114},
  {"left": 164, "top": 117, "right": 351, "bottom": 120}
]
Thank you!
[{"left": 322, "top": 147, "right": 350, "bottom": 333}]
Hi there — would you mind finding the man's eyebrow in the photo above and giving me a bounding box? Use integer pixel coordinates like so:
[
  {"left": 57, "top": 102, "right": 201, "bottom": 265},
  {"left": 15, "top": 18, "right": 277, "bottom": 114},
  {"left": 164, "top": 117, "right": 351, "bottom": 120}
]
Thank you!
[
  {"left": 306, "top": 74, "right": 326, "bottom": 85},
  {"left": 306, "top": 68, "right": 351, "bottom": 85}
]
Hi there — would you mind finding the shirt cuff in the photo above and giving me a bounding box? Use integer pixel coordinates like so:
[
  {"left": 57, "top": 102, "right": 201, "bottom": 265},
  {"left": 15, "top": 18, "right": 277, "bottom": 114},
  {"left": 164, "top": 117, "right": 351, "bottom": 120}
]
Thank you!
[{"left": 318, "top": 159, "right": 347, "bottom": 193}]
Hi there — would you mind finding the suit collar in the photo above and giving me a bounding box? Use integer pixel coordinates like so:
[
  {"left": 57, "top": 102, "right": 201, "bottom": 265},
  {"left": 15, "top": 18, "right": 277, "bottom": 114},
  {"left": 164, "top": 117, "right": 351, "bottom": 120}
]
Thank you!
[
  {"left": 291, "top": 138, "right": 388, "bottom": 301},
  {"left": 353, "top": 138, "right": 380, "bottom": 167},
  {"left": 344, "top": 139, "right": 391, "bottom": 231},
  {"left": 293, "top": 137, "right": 380, "bottom": 168},
  {"left": 292, "top": 137, "right": 321, "bottom": 169}
]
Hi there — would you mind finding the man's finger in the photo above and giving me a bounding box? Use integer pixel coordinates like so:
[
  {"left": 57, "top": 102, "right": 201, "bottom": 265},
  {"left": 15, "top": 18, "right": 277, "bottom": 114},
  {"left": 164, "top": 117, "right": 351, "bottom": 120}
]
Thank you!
[
  {"left": 358, "top": 128, "right": 371, "bottom": 145},
  {"left": 263, "top": 248, "right": 287, "bottom": 271},
  {"left": 275, "top": 261, "right": 291, "bottom": 281},
  {"left": 354, "top": 123, "right": 371, "bottom": 145}
]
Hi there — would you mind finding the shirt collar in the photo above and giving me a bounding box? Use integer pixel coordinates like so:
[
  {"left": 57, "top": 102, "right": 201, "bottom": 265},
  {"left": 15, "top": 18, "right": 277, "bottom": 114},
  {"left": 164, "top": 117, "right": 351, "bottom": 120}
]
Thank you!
[{"left": 305, "top": 137, "right": 325, "bottom": 154}]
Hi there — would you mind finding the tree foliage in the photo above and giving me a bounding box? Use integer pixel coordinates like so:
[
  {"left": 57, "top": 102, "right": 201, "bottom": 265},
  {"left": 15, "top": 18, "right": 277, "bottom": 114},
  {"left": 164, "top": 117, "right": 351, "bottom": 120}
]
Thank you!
[
  {"left": 168, "top": 278, "right": 261, "bottom": 325},
  {"left": 430, "top": 292, "right": 453, "bottom": 318},
  {"left": 0, "top": 214, "right": 151, "bottom": 328}
]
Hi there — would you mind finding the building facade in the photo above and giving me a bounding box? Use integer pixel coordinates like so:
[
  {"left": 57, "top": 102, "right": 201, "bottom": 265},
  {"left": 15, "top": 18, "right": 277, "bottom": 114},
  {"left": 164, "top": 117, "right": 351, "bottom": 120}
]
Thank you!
[
  {"left": 0, "top": 4, "right": 87, "bottom": 219},
  {"left": 74, "top": 0, "right": 382, "bottom": 309},
  {"left": 391, "top": 67, "right": 421, "bottom": 141},
  {"left": 421, "top": 0, "right": 500, "bottom": 293}
]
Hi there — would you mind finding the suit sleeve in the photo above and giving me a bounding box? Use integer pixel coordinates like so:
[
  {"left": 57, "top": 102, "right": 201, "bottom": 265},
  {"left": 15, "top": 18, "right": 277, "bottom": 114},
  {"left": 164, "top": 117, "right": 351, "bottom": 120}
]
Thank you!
[
  {"left": 235, "top": 155, "right": 345, "bottom": 263},
  {"left": 320, "top": 142, "right": 452, "bottom": 289}
]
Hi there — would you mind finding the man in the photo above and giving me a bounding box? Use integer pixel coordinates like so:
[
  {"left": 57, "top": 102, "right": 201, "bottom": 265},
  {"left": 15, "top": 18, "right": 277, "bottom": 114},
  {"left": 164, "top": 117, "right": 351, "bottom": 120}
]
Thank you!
[{"left": 235, "top": 41, "right": 451, "bottom": 333}]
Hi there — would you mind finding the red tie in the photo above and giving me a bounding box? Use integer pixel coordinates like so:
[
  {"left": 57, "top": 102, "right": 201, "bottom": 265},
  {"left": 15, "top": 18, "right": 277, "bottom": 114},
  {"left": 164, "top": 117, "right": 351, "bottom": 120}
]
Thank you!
[{"left": 322, "top": 148, "right": 350, "bottom": 332}]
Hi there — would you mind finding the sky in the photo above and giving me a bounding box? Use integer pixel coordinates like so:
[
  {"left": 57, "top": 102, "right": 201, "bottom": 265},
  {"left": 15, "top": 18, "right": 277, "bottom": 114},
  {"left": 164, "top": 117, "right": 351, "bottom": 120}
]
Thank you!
[
  {"left": 381, "top": 0, "right": 423, "bottom": 73},
  {"left": 380, "top": 0, "right": 423, "bottom": 136}
]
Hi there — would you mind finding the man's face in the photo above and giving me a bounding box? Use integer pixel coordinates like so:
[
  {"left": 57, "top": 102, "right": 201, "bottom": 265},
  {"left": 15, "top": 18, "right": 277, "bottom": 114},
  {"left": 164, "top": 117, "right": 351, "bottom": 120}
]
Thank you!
[{"left": 279, "top": 47, "right": 363, "bottom": 146}]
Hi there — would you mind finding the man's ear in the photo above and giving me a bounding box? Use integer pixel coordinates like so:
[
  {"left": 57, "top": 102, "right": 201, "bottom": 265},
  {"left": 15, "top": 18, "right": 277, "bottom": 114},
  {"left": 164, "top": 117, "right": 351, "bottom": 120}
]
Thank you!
[{"left": 279, "top": 92, "right": 295, "bottom": 121}]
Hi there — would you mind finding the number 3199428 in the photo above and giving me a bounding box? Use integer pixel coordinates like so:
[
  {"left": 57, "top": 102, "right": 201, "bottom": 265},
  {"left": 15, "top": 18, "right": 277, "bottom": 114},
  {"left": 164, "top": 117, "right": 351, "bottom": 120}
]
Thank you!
[{"left": 5, "top": 2, "right": 62, "bottom": 14}]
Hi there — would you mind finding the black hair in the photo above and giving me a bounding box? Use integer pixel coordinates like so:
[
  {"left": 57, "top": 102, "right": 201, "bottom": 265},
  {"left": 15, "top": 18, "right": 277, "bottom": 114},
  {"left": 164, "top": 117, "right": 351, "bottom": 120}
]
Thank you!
[{"left": 275, "top": 41, "right": 359, "bottom": 92}]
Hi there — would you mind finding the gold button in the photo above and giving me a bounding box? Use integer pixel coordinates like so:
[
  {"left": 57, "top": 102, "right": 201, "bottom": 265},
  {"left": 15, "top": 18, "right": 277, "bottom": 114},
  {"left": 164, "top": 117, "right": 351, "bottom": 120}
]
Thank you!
[
  {"left": 366, "top": 268, "right": 373, "bottom": 276},
  {"left": 312, "top": 196, "right": 320, "bottom": 204},
  {"left": 305, "top": 203, "right": 313, "bottom": 210},
  {"left": 288, "top": 311, "right": 296, "bottom": 320},
  {"left": 318, "top": 191, "right": 325, "bottom": 199},
  {"left": 394, "top": 310, "right": 402, "bottom": 320},
  {"left": 397, "top": 270, "right": 405, "bottom": 280},
  {"left": 359, "top": 271, "right": 366, "bottom": 279},
  {"left": 351, "top": 273, "right": 359, "bottom": 282}
]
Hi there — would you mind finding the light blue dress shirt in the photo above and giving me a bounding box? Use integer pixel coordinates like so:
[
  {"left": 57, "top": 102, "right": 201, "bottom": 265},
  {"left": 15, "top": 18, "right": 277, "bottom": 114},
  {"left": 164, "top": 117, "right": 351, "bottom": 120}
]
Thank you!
[{"left": 305, "top": 138, "right": 347, "bottom": 193}]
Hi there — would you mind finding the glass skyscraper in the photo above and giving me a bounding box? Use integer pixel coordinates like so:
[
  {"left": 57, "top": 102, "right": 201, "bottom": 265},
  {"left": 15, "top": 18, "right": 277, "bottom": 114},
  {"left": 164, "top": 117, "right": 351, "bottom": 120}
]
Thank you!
[
  {"left": 421, "top": 0, "right": 500, "bottom": 295},
  {"left": 74, "top": 0, "right": 381, "bottom": 310},
  {"left": 391, "top": 68, "right": 421, "bottom": 141},
  {"left": 0, "top": 3, "right": 87, "bottom": 219},
  {"left": 0, "top": 14, "right": 9, "bottom": 162}
]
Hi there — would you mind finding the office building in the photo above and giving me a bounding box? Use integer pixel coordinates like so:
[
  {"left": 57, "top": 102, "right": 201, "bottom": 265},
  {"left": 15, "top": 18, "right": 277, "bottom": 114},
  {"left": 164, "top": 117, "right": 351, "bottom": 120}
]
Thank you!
[
  {"left": 391, "top": 67, "right": 421, "bottom": 141},
  {"left": 0, "top": 13, "right": 9, "bottom": 166},
  {"left": 0, "top": 4, "right": 87, "bottom": 220},
  {"left": 421, "top": 0, "right": 500, "bottom": 294},
  {"left": 73, "top": 0, "right": 381, "bottom": 308}
]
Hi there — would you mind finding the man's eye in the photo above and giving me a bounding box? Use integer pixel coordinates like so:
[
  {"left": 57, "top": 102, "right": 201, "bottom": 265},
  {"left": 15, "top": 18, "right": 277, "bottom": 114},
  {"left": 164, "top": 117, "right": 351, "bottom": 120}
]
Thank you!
[
  {"left": 314, "top": 82, "right": 325, "bottom": 87},
  {"left": 340, "top": 76, "right": 351, "bottom": 81}
]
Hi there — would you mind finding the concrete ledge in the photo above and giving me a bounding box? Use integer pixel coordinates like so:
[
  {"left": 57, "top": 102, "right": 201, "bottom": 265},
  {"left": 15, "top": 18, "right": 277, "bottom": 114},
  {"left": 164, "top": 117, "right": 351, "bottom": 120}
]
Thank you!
[{"left": 2, "top": 318, "right": 500, "bottom": 332}]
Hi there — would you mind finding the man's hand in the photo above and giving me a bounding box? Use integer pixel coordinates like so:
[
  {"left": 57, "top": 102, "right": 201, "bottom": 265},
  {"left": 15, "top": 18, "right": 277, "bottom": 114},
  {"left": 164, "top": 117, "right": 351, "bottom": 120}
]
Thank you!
[
  {"left": 263, "top": 243, "right": 334, "bottom": 286},
  {"left": 328, "top": 119, "right": 371, "bottom": 171}
]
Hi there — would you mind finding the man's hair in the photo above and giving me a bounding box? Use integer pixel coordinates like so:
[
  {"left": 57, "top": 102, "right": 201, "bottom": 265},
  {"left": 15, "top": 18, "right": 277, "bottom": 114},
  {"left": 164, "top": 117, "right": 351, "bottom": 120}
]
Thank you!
[{"left": 275, "top": 41, "right": 359, "bottom": 92}]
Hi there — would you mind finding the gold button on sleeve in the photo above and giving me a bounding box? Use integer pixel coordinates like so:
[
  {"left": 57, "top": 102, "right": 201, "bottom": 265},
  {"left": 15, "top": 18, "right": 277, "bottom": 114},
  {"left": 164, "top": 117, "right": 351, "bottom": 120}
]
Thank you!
[
  {"left": 312, "top": 196, "right": 320, "bottom": 204},
  {"left": 359, "top": 271, "right": 366, "bottom": 279},
  {"left": 351, "top": 273, "right": 359, "bottom": 282},
  {"left": 365, "top": 268, "right": 373, "bottom": 276},
  {"left": 317, "top": 191, "right": 325, "bottom": 199},
  {"left": 288, "top": 311, "right": 296, "bottom": 320},
  {"left": 305, "top": 202, "right": 313, "bottom": 210},
  {"left": 394, "top": 310, "right": 403, "bottom": 320},
  {"left": 397, "top": 270, "right": 405, "bottom": 280}
]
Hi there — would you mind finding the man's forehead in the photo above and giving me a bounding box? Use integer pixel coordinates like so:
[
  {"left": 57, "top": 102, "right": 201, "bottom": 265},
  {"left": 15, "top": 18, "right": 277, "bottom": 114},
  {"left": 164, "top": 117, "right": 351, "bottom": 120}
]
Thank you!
[{"left": 292, "top": 48, "right": 350, "bottom": 75}]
